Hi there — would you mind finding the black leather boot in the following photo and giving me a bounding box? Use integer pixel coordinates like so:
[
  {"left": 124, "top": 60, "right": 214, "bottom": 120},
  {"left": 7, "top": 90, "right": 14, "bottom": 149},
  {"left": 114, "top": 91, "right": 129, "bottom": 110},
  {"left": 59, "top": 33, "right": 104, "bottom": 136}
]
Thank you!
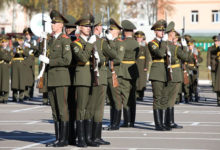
[
  {"left": 68, "top": 120, "right": 76, "bottom": 145},
  {"left": 153, "top": 109, "right": 165, "bottom": 131},
  {"left": 85, "top": 120, "right": 99, "bottom": 147},
  {"left": 54, "top": 121, "right": 69, "bottom": 147},
  {"left": 76, "top": 120, "right": 87, "bottom": 147},
  {"left": 109, "top": 109, "right": 121, "bottom": 130},
  {"left": 110, "top": 107, "right": 115, "bottom": 126},
  {"left": 160, "top": 109, "right": 171, "bottom": 131},
  {"left": 93, "top": 122, "right": 110, "bottom": 145},
  {"left": 120, "top": 108, "right": 130, "bottom": 127},
  {"left": 46, "top": 121, "right": 60, "bottom": 147},
  {"left": 130, "top": 104, "right": 136, "bottom": 127},
  {"left": 195, "top": 93, "right": 199, "bottom": 102},
  {"left": 170, "top": 107, "right": 183, "bottom": 129}
]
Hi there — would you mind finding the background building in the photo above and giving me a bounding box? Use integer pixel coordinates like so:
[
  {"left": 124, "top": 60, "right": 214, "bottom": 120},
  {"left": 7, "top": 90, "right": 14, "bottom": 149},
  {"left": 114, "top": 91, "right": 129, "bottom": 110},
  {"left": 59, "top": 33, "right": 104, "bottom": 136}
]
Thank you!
[{"left": 158, "top": 0, "right": 220, "bottom": 36}]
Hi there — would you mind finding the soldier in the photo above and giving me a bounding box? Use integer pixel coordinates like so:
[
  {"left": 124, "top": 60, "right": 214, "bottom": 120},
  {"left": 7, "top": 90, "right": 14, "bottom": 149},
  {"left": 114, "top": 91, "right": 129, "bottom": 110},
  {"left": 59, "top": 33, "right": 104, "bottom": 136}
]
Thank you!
[
  {"left": 70, "top": 15, "right": 98, "bottom": 147},
  {"left": 212, "top": 35, "right": 220, "bottom": 106},
  {"left": 106, "top": 19, "right": 124, "bottom": 131},
  {"left": 207, "top": 36, "right": 218, "bottom": 90},
  {"left": 148, "top": 20, "right": 171, "bottom": 131},
  {"left": 23, "top": 27, "right": 37, "bottom": 100},
  {"left": 119, "top": 20, "right": 139, "bottom": 128},
  {"left": 86, "top": 14, "right": 116, "bottom": 145},
  {"left": 134, "top": 31, "right": 151, "bottom": 101},
  {"left": 39, "top": 10, "right": 72, "bottom": 147},
  {"left": 187, "top": 38, "right": 203, "bottom": 102},
  {"left": 163, "top": 22, "right": 188, "bottom": 129},
  {"left": 64, "top": 14, "right": 77, "bottom": 146},
  {"left": 0, "top": 35, "right": 13, "bottom": 103},
  {"left": 11, "top": 35, "right": 29, "bottom": 102}
]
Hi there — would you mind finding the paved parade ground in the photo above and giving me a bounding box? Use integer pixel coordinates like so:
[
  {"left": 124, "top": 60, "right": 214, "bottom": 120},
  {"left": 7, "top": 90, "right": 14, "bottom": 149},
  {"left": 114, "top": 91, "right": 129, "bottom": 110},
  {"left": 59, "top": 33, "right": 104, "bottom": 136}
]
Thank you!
[{"left": 0, "top": 82, "right": 220, "bottom": 150}]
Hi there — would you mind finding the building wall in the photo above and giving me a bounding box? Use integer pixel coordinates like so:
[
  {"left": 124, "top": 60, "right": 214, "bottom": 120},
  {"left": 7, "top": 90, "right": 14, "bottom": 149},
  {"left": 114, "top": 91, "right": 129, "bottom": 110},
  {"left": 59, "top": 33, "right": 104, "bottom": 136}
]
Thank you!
[
  {"left": 0, "top": 2, "right": 29, "bottom": 34},
  {"left": 158, "top": 0, "right": 220, "bottom": 36}
]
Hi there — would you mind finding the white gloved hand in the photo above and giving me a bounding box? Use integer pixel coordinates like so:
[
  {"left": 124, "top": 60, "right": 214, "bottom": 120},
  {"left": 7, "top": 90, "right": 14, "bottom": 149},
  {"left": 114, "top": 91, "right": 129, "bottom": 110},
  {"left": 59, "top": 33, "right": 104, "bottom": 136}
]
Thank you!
[
  {"left": 40, "top": 32, "right": 47, "bottom": 39},
  {"left": 39, "top": 55, "right": 49, "bottom": 64},
  {"left": 162, "top": 34, "right": 168, "bottom": 41},
  {"left": 94, "top": 51, "right": 100, "bottom": 63},
  {"left": 24, "top": 42, "right": 31, "bottom": 48},
  {"left": 106, "top": 33, "right": 114, "bottom": 40},
  {"left": 88, "top": 35, "right": 96, "bottom": 44},
  {"left": 181, "top": 38, "right": 187, "bottom": 46},
  {"left": 167, "top": 51, "right": 171, "bottom": 57},
  {"left": 208, "top": 66, "right": 211, "bottom": 70},
  {"left": 29, "top": 50, "right": 34, "bottom": 55}
]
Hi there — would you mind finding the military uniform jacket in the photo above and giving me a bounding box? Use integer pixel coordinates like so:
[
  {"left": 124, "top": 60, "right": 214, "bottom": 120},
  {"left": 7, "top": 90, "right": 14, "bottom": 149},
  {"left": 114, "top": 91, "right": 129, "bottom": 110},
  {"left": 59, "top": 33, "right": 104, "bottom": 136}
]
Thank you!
[
  {"left": 46, "top": 33, "right": 72, "bottom": 87},
  {"left": 71, "top": 36, "right": 93, "bottom": 86},
  {"left": 11, "top": 46, "right": 29, "bottom": 90},
  {"left": 207, "top": 45, "right": 217, "bottom": 71},
  {"left": 107, "top": 38, "right": 125, "bottom": 79},
  {"left": 168, "top": 42, "right": 189, "bottom": 83},
  {"left": 148, "top": 38, "right": 167, "bottom": 82},
  {"left": 136, "top": 44, "right": 151, "bottom": 90},
  {"left": 0, "top": 47, "right": 12, "bottom": 91},
  {"left": 95, "top": 36, "right": 117, "bottom": 85},
  {"left": 118, "top": 37, "right": 139, "bottom": 80},
  {"left": 212, "top": 47, "right": 220, "bottom": 91}
]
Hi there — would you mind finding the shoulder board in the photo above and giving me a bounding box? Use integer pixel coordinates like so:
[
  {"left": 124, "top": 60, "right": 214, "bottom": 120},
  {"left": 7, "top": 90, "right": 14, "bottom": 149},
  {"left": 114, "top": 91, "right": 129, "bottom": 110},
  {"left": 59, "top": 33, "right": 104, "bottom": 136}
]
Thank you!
[
  {"left": 62, "top": 34, "right": 69, "bottom": 39},
  {"left": 117, "top": 38, "right": 124, "bottom": 42}
]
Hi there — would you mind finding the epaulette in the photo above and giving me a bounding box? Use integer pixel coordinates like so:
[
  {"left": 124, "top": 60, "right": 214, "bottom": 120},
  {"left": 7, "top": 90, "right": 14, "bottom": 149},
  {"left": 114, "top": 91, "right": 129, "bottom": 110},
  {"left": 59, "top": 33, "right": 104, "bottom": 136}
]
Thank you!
[
  {"left": 62, "top": 34, "right": 69, "bottom": 39},
  {"left": 117, "top": 38, "right": 124, "bottom": 42}
]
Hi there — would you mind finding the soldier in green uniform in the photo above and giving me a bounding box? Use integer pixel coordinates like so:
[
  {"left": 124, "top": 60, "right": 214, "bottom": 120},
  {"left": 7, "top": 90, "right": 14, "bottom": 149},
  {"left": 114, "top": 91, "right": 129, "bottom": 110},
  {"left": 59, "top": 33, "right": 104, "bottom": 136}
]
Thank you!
[
  {"left": 163, "top": 22, "right": 188, "bottom": 129},
  {"left": 134, "top": 31, "right": 151, "bottom": 101},
  {"left": 207, "top": 36, "right": 218, "bottom": 90},
  {"left": 71, "top": 15, "right": 98, "bottom": 147},
  {"left": 23, "top": 28, "right": 36, "bottom": 100},
  {"left": 85, "top": 14, "right": 117, "bottom": 145},
  {"left": 64, "top": 14, "right": 77, "bottom": 146},
  {"left": 11, "top": 35, "right": 29, "bottom": 102},
  {"left": 119, "top": 20, "right": 139, "bottom": 128},
  {"left": 106, "top": 19, "right": 124, "bottom": 130},
  {"left": 0, "top": 35, "right": 13, "bottom": 103},
  {"left": 212, "top": 35, "right": 220, "bottom": 106},
  {"left": 39, "top": 10, "right": 72, "bottom": 147},
  {"left": 148, "top": 20, "right": 171, "bottom": 131},
  {"left": 187, "top": 39, "right": 203, "bottom": 102}
]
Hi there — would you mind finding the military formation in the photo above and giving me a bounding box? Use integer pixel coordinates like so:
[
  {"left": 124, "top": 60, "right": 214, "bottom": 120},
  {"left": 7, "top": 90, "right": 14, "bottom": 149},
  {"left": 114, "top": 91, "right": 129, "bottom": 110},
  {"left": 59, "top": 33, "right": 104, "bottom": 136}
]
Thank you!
[{"left": 0, "top": 9, "right": 220, "bottom": 148}]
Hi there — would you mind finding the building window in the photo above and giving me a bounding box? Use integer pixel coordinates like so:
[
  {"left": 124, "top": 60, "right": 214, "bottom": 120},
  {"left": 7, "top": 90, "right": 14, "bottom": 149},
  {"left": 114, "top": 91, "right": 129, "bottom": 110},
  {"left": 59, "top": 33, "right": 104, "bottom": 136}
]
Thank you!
[
  {"left": 212, "top": 10, "right": 220, "bottom": 22},
  {"left": 191, "top": 10, "right": 198, "bottom": 23}
]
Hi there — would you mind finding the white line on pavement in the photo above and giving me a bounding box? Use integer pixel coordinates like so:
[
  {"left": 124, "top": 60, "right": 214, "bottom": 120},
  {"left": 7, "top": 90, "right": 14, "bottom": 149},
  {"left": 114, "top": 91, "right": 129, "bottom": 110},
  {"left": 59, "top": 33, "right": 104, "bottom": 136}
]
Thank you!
[
  {"left": 11, "top": 106, "right": 46, "bottom": 113},
  {"left": 191, "top": 122, "right": 200, "bottom": 126},
  {"left": 12, "top": 138, "right": 55, "bottom": 150},
  {"left": 25, "top": 121, "right": 40, "bottom": 125}
]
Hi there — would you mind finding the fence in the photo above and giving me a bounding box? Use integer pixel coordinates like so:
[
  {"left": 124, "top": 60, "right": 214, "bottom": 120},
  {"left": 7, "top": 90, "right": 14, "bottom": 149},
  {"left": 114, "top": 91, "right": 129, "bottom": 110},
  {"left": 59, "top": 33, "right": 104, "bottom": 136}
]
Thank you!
[{"left": 194, "top": 42, "right": 214, "bottom": 51}]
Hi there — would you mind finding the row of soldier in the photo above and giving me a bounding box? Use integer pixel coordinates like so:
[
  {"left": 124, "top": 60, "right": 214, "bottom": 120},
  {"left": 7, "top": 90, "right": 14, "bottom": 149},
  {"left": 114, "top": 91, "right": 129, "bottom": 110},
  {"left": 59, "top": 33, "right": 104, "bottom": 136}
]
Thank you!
[{"left": 1, "top": 9, "right": 219, "bottom": 148}]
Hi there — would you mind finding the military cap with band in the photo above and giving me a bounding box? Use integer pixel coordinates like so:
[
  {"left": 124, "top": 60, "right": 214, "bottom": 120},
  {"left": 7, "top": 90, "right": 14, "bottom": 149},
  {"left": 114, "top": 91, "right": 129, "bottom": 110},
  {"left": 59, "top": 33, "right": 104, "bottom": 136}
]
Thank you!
[
  {"left": 135, "top": 31, "right": 145, "bottom": 38},
  {"left": 75, "top": 14, "right": 93, "bottom": 26},
  {"left": 50, "top": 10, "right": 68, "bottom": 24},
  {"left": 165, "top": 21, "right": 175, "bottom": 33},
  {"left": 184, "top": 34, "right": 192, "bottom": 43},
  {"left": 23, "top": 27, "right": 33, "bottom": 35},
  {"left": 109, "top": 18, "right": 122, "bottom": 30},
  {"left": 212, "top": 35, "right": 217, "bottom": 41},
  {"left": 122, "top": 20, "right": 136, "bottom": 31},
  {"left": 64, "top": 15, "right": 76, "bottom": 27},
  {"left": 151, "top": 19, "right": 167, "bottom": 31}
]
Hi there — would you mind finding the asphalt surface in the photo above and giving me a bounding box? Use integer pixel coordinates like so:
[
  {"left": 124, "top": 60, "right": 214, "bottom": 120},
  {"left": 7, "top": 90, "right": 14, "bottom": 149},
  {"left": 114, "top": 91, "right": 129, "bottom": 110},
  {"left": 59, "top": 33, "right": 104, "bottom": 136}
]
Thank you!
[{"left": 0, "top": 82, "right": 220, "bottom": 150}]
